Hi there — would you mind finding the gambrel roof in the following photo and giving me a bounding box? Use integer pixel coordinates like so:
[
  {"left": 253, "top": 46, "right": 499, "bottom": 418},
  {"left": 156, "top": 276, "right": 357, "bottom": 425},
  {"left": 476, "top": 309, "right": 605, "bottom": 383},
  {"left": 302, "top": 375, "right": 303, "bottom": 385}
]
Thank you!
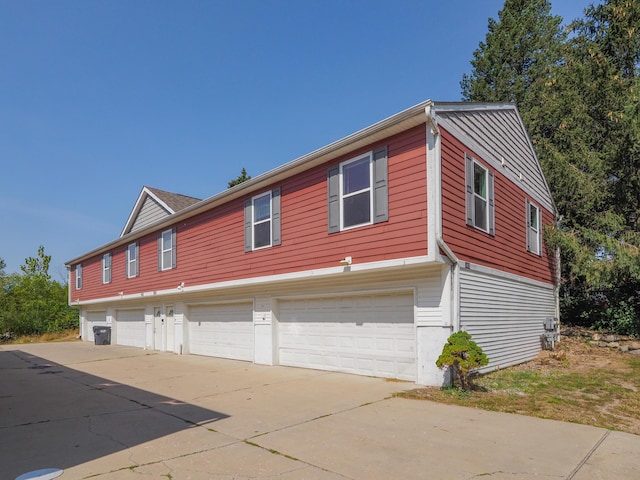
[{"left": 121, "top": 186, "right": 202, "bottom": 237}]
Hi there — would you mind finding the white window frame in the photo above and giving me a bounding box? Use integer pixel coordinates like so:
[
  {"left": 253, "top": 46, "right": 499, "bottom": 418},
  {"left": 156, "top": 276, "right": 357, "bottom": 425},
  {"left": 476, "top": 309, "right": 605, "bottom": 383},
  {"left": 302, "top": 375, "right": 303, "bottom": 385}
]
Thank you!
[
  {"left": 339, "top": 152, "right": 373, "bottom": 230},
  {"left": 102, "top": 253, "right": 111, "bottom": 284},
  {"left": 160, "top": 229, "right": 174, "bottom": 271},
  {"left": 75, "top": 264, "right": 82, "bottom": 290},
  {"left": 127, "top": 242, "right": 138, "bottom": 278},
  {"left": 251, "top": 191, "right": 273, "bottom": 250},
  {"left": 527, "top": 201, "right": 541, "bottom": 255},
  {"left": 472, "top": 160, "right": 489, "bottom": 233}
]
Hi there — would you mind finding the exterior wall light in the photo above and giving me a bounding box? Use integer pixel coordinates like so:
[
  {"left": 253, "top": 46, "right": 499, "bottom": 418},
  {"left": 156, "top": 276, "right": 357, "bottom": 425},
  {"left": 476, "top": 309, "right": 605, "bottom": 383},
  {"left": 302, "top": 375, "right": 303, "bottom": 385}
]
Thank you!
[{"left": 339, "top": 256, "right": 352, "bottom": 266}]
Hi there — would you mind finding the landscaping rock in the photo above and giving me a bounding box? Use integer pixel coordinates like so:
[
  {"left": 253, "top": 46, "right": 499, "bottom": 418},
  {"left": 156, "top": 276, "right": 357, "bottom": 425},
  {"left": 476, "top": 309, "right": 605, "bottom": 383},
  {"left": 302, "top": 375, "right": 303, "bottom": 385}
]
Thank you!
[
  {"left": 630, "top": 349, "right": 640, "bottom": 355},
  {"left": 619, "top": 345, "right": 630, "bottom": 353},
  {"left": 629, "top": 342, "right": 640, "bottom": 351},
  {"left": 603, "top": 334, "right": 620, "bottom": 342}
]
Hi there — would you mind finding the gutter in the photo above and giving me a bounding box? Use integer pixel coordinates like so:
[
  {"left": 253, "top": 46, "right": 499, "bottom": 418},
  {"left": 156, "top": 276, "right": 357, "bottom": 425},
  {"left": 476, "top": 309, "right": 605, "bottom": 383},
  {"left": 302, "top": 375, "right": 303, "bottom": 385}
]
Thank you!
[
  {"left": 425, "top": 103, "right": 460, "bottom": 331},
  {"left": 65, "top": 100, "right": 433, "bottom": 267}
]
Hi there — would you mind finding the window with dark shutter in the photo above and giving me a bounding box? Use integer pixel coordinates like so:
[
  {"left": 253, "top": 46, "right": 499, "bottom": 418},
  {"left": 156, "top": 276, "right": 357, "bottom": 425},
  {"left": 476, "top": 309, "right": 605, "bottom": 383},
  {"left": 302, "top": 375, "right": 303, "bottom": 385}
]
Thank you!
[
  {"left": 76, "top": 264, "right": 82, "bottom": 290},
  {"left": 127, "top": 242, "right": 139, "bottom": 278},
  {"left": 527, "top": 201, "right": 541, "bottom": 255},
  {"left": 328, "top": 147, "right": 388, "bottom": 233},
  {"left": 102, "top": 253, "right": 112, "bottom": 284},
  {"left": 244, "top": 188, "right": 281, "bottom": 251},
  {"left": 465, "top": 155, "right": 495, "bottom": 235},
  {"left": 158, "top": 228, "right": 176, "bottom": 271}
]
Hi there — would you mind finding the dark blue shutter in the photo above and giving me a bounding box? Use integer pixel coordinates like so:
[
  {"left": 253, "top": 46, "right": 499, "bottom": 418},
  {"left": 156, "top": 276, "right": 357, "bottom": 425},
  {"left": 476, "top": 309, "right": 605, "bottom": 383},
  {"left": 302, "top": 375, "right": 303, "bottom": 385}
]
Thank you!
[
  {"left": 135, "top": 242, "right": 139, "bottom": 276},
  {"left": 373, "top": 146, "right": 388, "bottom": 223},
  {"left": 465, "top": 155, "right": 474, "bottom": 226},
  {"left": 107, "top": 254, "right": 112, "bottom": 283},
  {"left": 327, "top": 167, "right": 340, "bottom": 233},
  {"left": 171, "top": 228, "right": 177, "bottom": 268},
  {"left": 526, "top": 201, "right": 532, "bottom": 252},
  {"left": 488, "top": 171, "right": 495, "bottom": 236},
  {"left": 537, "top": 211, "right": 542, "bottom": 255},
  {"left": 244, "top": 199, "right": 253, "bottom": 251},
  {"left": 272, "top": 188, "right": 281, "bottom": 246}
]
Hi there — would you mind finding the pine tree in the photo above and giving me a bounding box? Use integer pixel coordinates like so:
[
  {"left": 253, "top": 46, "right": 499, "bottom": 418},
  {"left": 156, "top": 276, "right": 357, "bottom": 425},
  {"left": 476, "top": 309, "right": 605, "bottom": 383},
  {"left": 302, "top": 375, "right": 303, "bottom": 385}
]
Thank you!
[
  {"left": 462, "top": 0, "right": 640, "bottom": 334},
  {"left": 460, "top": 0, "right": 565, "bottom": 122},
  {"left": 228, "top": 167, "right": 251, "bottom": 188}
]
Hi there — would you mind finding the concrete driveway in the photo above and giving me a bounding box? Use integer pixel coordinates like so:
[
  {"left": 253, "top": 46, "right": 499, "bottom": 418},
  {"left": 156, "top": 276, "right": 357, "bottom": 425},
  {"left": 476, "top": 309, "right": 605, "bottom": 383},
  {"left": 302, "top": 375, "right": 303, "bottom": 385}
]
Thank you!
[{"left": 1, "top": 342, "right": 638, "bottom": 480}]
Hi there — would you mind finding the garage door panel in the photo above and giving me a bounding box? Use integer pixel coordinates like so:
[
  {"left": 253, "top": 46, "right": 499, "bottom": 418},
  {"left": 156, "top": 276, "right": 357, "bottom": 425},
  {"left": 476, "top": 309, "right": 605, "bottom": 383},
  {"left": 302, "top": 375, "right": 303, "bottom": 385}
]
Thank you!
[
  {"left": 278, "top": 292, "right": 416, "bottom": 381},
  {"left": 116, "top": 309, "right": 146, "bottom": 348},
  {"left": 86, "top": 311, "right": 107, "bottom": 342},
  {"left": 188, "top": 303, "right": 253, "bottom": 361}
]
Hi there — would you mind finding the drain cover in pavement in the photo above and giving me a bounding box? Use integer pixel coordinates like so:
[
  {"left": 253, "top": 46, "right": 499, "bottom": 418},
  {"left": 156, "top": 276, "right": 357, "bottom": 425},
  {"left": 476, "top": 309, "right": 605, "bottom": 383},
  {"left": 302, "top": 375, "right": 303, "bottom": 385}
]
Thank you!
[{"left": 15, "top": 468, "right": 63, "bottom": 480}]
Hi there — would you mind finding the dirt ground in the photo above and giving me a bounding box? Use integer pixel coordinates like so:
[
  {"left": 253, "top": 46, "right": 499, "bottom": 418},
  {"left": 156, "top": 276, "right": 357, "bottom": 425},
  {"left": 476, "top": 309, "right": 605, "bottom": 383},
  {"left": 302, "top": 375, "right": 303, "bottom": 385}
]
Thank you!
[
  {"left": 398, "top": 326, "right": 640, "bottom": 435},
  {"left": 524, "top": 326, "right": 634, "bottom": 372}
]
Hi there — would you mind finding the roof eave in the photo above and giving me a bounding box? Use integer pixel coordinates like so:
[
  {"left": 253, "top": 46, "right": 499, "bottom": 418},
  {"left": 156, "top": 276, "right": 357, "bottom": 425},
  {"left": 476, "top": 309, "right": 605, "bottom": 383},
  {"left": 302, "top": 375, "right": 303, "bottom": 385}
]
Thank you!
[{"left": 66, "top": 100, "right": 436, "bottom": 266}]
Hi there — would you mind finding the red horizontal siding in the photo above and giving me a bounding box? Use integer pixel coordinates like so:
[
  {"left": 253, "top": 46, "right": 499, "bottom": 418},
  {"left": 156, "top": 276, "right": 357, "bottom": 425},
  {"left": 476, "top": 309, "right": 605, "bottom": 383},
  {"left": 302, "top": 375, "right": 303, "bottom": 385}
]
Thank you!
[
  {"left": 72, "top": 125, "right": 429, "bottom": 301},
  {"left": 440, "top": 128, "right": 556, "bottom": 285}
]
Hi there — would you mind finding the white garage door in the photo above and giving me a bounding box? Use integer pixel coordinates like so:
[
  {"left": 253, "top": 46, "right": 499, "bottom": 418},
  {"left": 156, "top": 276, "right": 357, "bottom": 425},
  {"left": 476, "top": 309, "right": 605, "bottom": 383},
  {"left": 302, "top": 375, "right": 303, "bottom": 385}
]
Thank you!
[
  {"left": 86, "top": 311, "right": 107, "bottom": 342},
  {"left": 188, "top": 302, "right": 254, "bottom": 361},
  {"left": 278, "top": 292, "right": 416, "bottom": 381},
  {"left": 115, "top": 309, "right": 146, "bottom": 348}
]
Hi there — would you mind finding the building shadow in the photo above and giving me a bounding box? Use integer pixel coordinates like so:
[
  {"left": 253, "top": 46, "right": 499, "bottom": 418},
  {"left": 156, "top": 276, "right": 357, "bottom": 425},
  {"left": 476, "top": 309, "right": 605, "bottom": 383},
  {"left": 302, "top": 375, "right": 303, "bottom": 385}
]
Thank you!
[{"left": 0, "top": 349, "right": 229, "bottom": 479}]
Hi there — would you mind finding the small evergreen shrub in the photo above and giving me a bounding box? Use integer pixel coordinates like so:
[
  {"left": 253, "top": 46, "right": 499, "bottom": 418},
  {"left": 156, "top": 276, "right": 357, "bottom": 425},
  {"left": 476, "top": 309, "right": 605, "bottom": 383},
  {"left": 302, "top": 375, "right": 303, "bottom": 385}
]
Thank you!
[{"left": 436, "top": 331, "right": 489, "bottom": 391}]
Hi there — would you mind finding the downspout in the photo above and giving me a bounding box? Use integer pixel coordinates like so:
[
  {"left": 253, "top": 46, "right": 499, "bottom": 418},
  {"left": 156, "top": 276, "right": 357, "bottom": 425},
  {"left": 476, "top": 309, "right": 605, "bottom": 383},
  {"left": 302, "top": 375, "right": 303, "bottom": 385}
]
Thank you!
[{"left": 425, "top": 104, "right": 460, "bottom": 332}]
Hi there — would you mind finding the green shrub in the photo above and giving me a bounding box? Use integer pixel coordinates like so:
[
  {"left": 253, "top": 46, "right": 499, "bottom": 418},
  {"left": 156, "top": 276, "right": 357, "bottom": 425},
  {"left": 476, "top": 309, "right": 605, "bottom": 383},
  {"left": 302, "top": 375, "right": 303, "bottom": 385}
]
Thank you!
[{"left": 436, "top": 331, "right": 489, "bottom": 391}]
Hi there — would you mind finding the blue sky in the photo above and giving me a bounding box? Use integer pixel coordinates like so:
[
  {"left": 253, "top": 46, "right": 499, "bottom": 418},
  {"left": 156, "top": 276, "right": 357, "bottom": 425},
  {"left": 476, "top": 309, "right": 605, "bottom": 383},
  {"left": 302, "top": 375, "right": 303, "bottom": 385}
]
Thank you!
[{"left": 1, "top": 0, "right": 587, "bottom": 279}]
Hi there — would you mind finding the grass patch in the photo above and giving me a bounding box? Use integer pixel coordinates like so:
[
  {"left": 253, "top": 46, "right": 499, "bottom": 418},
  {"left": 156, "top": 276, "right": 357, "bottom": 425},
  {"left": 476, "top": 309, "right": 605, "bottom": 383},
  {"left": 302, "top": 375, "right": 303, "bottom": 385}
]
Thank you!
[
  {"left": 395, "top": 334, "right": 640, "bottom": 435},
  {"left": 6, "top": 329, "right": 80, "bottom": 344}
]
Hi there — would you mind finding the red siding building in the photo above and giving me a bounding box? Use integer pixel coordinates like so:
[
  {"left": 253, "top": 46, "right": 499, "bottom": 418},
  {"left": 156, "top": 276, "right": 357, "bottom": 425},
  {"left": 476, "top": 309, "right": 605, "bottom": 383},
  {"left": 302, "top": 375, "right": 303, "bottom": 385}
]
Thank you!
[{"left": 67, "top": 101, "right": 558, "bottom": 386}]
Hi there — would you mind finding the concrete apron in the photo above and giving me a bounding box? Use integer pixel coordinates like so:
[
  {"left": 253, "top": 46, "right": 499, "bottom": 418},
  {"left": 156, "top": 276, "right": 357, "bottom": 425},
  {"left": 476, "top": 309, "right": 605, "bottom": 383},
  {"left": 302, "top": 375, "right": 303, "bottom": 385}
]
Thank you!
[{"left": 0, "top": 342, "right": 637, "bottom": 480}]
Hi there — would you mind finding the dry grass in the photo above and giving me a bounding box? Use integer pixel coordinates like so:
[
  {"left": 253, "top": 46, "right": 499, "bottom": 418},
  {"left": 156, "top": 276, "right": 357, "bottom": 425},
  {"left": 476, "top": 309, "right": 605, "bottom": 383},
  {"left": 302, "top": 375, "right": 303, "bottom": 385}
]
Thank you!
[
  {"left": 8, "top": 329, "right": 81, "bottom": 344},
  {"left": 396, "top": 331, "right": 640, "bottom": 435}
]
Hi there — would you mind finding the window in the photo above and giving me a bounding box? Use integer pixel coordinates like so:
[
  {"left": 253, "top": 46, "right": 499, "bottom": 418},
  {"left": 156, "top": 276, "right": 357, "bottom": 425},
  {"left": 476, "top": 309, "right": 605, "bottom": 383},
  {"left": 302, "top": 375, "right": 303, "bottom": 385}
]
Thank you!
[
  {"left": 75, "top": 264, "right": 82, "bottom": 290},
  {"left": 158, "top": 228, "right": 176, "bottom": 271},
  {"left": 527, "top": 201, "right": 541, "bottom": 255},
  {"left": 102, "top": 253, "right": 112, "bottom": 284},
  {"left": 341, "top": 154, "right": 372, "bottom": 228},
  {"left": 253, "top": 192, "right": 272, "bottom": 248},
  {"left": 328, "top": 146, "right": 388, "bottom": 233},
  {"left": 244, "top": 188, "right": 281, "bottom": 252},
  {"left": 127, "top": 242, "right": 139, "bottom": 278},
  {"left": 465, "top": 155, "right": 494, "bottom": 235}
]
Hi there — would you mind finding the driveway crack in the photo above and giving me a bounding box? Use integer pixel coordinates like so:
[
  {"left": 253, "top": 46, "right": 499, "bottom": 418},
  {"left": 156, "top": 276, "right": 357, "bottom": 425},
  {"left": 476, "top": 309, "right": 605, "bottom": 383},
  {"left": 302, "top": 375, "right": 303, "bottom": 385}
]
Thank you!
[{"left": 565, "top": 430, "right": 611, "bottom": 480}]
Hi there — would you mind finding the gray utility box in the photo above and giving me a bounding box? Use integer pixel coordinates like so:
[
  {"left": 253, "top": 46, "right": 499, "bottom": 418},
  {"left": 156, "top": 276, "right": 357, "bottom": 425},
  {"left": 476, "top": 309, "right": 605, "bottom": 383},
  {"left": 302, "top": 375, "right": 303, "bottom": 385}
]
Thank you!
[{"left": 93, "top": 326, "right": 111, "bottom": 345}]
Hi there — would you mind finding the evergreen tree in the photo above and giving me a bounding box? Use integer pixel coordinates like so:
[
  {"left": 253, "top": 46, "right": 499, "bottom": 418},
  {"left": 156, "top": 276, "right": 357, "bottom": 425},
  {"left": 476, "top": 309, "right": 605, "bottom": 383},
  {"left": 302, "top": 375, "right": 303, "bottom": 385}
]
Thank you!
[
  {"left": 460, "top": 0, "right": 566, "bottom": 122},
  {"left": 228, "top": 167, "right": 251, "bottom": 188},
  {"left": 462, "top": 0, "right": 640, "bottom": 334},
  {"left": 547, "top": 0, "right": 640, "bottom": 333}
]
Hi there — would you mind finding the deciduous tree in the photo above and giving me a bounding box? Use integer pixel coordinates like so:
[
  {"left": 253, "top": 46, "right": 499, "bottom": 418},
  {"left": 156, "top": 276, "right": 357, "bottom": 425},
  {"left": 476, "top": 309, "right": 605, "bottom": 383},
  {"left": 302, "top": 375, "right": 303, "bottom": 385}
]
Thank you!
[{"left": 0, "top": 247, "right": 77, "bottom": 337}]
